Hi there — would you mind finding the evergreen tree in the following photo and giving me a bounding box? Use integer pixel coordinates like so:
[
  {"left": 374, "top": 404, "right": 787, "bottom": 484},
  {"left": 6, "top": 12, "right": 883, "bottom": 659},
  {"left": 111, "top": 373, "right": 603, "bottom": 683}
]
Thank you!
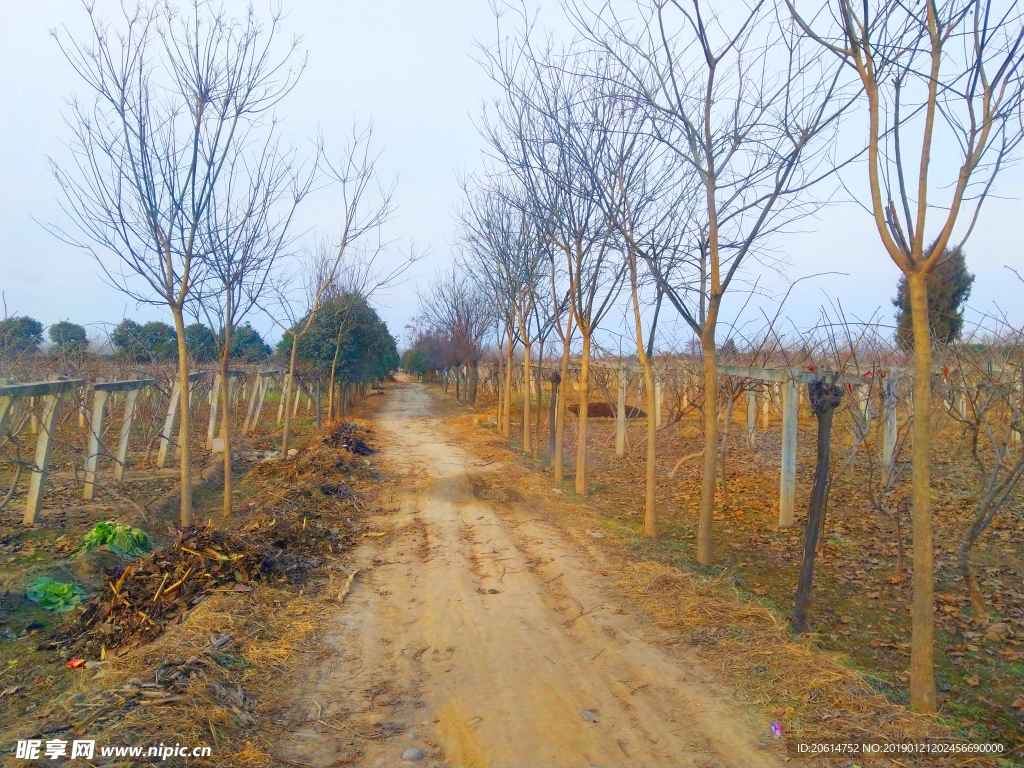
[
  {"left": 111, "top": 319, "right": 177, "bottom": 362},
  {"left": 0, "top": 316, "right": 43, "bottom": 358},
  {"left": 227, "top": 323, "right": 272, "bottom": 361},
  {"left": 893, "top": 244, "right": 974, "bottom": 349},
  {"left": 278, "top": 294, "right": 398, "bottom": 382},
  {"left": 48, "top": 320, "right": 89, "bottom": 355},
  {"left": 184, "top": 324, "right": 217, "bottom": 362}
]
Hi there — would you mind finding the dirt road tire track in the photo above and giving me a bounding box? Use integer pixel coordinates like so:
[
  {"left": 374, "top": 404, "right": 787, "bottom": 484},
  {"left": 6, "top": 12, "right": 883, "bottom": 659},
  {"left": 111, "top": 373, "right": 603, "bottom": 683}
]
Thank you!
[{"left": 275, "top": 381, "right": 780, "bottom": 768}]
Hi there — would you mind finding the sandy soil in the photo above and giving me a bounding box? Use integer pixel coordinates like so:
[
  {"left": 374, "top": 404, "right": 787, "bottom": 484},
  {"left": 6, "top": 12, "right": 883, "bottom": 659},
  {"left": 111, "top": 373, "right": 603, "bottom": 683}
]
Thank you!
[{"left": 275, "top": 379, "right": 780, "bottom": 768}]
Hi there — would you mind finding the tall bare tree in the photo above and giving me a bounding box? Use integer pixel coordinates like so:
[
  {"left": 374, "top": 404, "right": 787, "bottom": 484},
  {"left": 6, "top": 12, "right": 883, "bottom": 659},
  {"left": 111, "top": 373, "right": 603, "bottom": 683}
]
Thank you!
[
  {"left": 417, "top": 266, "right": 494, "bottom": 405},
  {"left": 479, "top": 16, "right": 625, "bottom": 493},
  {"left": 192, "top": 131, "right": 313, "bottom": 516},
  {"left": 259, "top": 125, "right": 397, "bottom": 458},
  {"left": 456, "top": 175, "right": 541, "bottom": 442},
  {"left": 48, "top": 0, "right": 304, "bottom": 524},
  {"left": 585, "top": 94, "right": 691, "bottom": 536},
  {"left": 568, "top": 0, "right": 852, "bottom": 555},
  {"left": 789, "top": 0, "right": 1023, "bottom": 712}
]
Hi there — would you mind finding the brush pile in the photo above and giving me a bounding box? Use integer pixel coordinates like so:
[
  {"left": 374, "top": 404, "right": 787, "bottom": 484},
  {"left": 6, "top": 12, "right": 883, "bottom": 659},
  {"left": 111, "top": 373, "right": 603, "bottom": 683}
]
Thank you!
[
  {"left": 68, "top": 527, "right": 267, "bottom": 656},
  {"left": 324, "top": 422, "right": 375, "bottom": 455}
]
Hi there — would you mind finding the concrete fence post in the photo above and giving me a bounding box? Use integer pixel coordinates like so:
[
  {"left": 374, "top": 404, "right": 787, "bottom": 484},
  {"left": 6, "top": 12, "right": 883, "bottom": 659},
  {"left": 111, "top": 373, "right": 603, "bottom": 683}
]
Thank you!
[
  {"left": 23, "top": 394, "right": 60, "bottom": 525},
  {"left": 654, "top": 379, "right": 663, "bottom": 429},
  {"left": 779, "top": 377, "right": 799, "bottom": 528},
  {"left": 882, "top": 368, "right": 897, "bottom": 485},
  {"left": 83, "top": 388, "right": 111, "bottom": 500},
  {"left": 616, "top": 366, "right": 626, "bottom": 457},
  {"left": 156, "top": 381, "right": 182, "bottom": 469},
  {"left": 113, "top": 388, "right": 141, "bottom": 483},
  {"left": 746, "top": 388, "right": 756, "bottom": 450},
  {"left": 206, "top": 373, "right": 222, "bottom": 450}
]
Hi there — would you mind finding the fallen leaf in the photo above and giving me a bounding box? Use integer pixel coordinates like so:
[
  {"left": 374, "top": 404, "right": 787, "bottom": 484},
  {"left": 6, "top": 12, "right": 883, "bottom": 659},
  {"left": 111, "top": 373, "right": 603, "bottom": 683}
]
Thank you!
[
  {"left": 839, "top": 616, "right": 853, "bottom": 624},
  {"left": 578, "top": 708, "right": 600, "bottom": 723},
  {"left": 753, "top": 586, "right": 769, "bottom": 596},
  {"left": 966, "top": 675, "right": 980, "bottom": 687},
  {"left": 1011, "top": 698, "right": 1024, "bottom": 710}
]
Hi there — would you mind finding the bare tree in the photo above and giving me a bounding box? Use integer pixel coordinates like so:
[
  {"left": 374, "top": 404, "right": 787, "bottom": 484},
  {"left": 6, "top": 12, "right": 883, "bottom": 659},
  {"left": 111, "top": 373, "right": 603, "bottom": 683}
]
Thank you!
[
  {"left": 456, "top": 175, "right": 541, "bottom": 442},
  {"left": 568, "top": 0, "right": 852, "bottom": 559},
  {"left": 584, "top": 87, "right": 688, "bottom": 536},
  {"left": 478, "top": 17, "right": 625, "bottom": 494},
  {"left": 789, "top": 0, "right": 1023, "bottom": 712},
  {"left": 48, "top": 0, "right": 304, "bottom": 524},
  {"left": 939, "top": 323, "right": 1024, "bottom": 619},
  {"left": 191, "top": 130, "right": 313, "bottom": 516},
  {"left": 257, "top": 125, "right": 397, "bottom": 458},
  {"left": 417, "top": 266, "right": 494, "bottom": 406}
]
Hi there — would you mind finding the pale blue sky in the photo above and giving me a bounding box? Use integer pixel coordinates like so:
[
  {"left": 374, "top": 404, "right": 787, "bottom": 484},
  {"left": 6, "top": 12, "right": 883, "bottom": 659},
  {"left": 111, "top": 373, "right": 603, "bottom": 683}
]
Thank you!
[{"left": 1, "top": 1, "right": 1020, "bottom": 352}]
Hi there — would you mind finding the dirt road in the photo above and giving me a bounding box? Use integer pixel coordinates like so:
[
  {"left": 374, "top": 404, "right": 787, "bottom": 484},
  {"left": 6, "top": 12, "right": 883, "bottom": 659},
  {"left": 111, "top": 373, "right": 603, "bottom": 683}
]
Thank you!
[{"left": 277, "top": 381, "right": 779, "bottom": 768}]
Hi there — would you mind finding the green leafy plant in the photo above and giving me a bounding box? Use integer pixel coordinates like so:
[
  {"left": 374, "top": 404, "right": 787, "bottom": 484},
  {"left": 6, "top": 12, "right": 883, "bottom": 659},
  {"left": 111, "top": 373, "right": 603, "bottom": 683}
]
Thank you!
[
  {"left": 77, "top": 521, "right": 152, "bottom": 558},
  {"left": 26, "top": 577, "right": 86, "bottom": 612}
]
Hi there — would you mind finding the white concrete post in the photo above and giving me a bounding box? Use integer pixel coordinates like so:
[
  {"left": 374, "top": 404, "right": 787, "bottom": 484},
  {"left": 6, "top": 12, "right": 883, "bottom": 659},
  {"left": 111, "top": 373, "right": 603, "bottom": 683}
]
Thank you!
[
  {"left": 177, "top": 378, "right": 199, "bottom": 460},
  {"left": 0, "top": 396, "right": 14, "bottom": 442},
  {"left": 761, "top": 387, "right": 770, "bottom": 430},
  {"left": 292, "top": 382, "right": 302, "bottom": 418},
  {"left": 682, "top": 372, "right": 689, "bottom": 412},
  {"left": 779, "top": 377, "right": 799, "bottom": 528},
  {"left": 23, "top": 394, "right": 60, "bottom": 525},
  {"left": 83, "top": 389, "right": 111, "bottom": 500},
  {"left": 156, "top": 381, "right": 182, "bottom": 469},
  {"left": 882, "top": 369, "right": 897, "bottom": 485},
  {"left": 654, "top": 379, "right": 663, "bottom": 428},
  {"left": 746, "top": 388, "right": 756, "bottom": 450},
  {"left": 277, "top": 374, "right": 288, "bottom": 425},
  {"left": 30, "top": 397, "right": 38, "bottom": 434},
  {"left": 206, "top": 373, "right": 222, "bottom": 449},
  {"left": 616, "top": 366, "right": 626, "bottom": 457},
  {"left": 113, "top": 388, "right": 141, "bottom": 483},
  {"left": 243, "top": 374, "right": 262, "bottom": 435}
]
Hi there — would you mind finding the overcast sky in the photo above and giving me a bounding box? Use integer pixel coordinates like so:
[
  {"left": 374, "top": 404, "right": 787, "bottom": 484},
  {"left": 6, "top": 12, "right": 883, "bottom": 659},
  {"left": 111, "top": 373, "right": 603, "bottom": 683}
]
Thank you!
[{"left": 1, "top": 1, "right": 1021, "bottom": 354}]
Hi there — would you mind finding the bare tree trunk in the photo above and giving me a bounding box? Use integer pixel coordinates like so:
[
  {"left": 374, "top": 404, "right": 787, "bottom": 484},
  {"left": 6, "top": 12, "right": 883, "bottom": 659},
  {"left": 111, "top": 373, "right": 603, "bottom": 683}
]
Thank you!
[
  {"left": 495, "top": 332, "right": 505, "bottom": 429},
  {"left": 718, "top": 390, "right": 738, "bottom": 506},
  {"left": 791, "top": 378, "right": 843, "bottom": 633},
  {"left": 282, "top": 337, "right": 299, "bottom": 458},
  {"left": 170, "top": 307, "right": 193, "bottom": 525},
  {"left": 220, "top": 330, "right": 232, "bottom": 518},
  {"left": 628, "top": 251, "right": 656, "bottom": 536},
  {"left": 469, "top": 362, "right": 479, "bottom": 405},
  {"left": 697, "top": 331, "right": 718, "bottom": 565},
  {"left": 522, "top": 339, "right": 531, "bottom": 453},
  {"left": 908, "top": 272, "right": 936, "bottom": 712},
  {"left": 575, "top": 332, "right": 591, "bottom": 496},
  {"left": 503, "top": 340, "right": 514, "bottom": 439},
  {"left": 554, "top": 324, "right": 572, "bottom": 480},
  {"left": 328, "top": 372, "right": 335, "bottom": 421},
  {"left": 533, "top": 340, "right": 544, "bottom": 461}
]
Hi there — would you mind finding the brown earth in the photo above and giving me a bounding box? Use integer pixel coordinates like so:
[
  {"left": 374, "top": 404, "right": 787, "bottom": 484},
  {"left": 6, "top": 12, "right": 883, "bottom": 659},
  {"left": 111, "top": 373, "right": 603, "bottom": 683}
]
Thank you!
[{"left": 273, "top": 377, "right": 777, "bottom": 768}]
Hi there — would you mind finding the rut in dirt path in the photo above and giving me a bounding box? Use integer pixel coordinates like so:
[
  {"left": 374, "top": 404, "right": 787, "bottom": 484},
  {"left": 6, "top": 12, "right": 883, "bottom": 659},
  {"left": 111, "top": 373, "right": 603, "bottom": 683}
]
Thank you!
[{"left": 277, "top": 380, "right": 780, "bottom": 768}]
